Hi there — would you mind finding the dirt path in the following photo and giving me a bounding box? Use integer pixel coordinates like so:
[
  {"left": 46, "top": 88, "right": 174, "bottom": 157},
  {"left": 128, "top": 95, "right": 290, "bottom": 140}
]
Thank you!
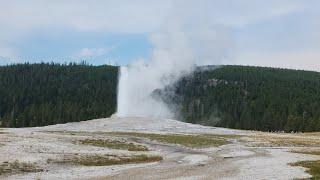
[{"left": 0, "top": 117, "right": 320, "bottom": 180}]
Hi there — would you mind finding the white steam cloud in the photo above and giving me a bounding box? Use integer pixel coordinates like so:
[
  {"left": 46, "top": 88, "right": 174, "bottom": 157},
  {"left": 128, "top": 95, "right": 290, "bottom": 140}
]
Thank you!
[{"left": 117, "top": 1, "right": 233, "bottom": 118}]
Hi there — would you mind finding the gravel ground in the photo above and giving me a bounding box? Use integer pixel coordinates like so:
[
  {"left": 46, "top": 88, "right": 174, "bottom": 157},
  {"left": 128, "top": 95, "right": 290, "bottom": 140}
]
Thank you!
[{"left": 0, "top": 116, "right": 319, "bottom": 180}]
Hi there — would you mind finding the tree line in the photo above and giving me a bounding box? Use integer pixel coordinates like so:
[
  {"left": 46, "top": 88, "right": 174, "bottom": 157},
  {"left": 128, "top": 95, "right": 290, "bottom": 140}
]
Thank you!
[
  {"left": 169, "top": 65, "right": 320, "bottom": 132},
  {"left": 1, "top": 63, "right": 320, "bottom": 132},
  {"left": 0, "top": 62, "right": 118, "bottom": 127}
]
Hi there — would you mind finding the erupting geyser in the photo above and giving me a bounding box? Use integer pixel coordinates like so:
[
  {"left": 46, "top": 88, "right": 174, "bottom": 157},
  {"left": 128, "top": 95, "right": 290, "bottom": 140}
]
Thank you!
[
  {"left": 117, "top": 66, "right": 129, "bottom": 117},
  {"left": 116, "top": 6, "right": 232, "bottom": 118},
  {"left": 116, "top": 64, "right": 174, "bottom": 118}
]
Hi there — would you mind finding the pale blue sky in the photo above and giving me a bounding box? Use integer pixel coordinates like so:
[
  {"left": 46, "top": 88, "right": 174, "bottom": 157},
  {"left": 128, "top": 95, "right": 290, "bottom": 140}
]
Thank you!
[
  {"left": 0, "top": 0, "right": 319, "bottom": 70},
  {"left": 15, "top": 31, "right": 152, "bottom": 65}
]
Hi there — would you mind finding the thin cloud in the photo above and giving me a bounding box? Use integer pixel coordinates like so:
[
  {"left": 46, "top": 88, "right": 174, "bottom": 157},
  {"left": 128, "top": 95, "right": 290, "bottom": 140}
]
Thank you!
[
  {"left": 232, "top": 51, "right": 320, "bottom": 71},
  {"left": 0, "top": 0, "right": 319, "bottom": 71},
  {"left": 75, "top": 46, "right": 117, "bottom": 58}
]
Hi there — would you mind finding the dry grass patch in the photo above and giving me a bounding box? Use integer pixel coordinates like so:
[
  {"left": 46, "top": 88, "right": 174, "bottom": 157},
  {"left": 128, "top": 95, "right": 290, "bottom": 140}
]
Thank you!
[
  {"left": 0, "top": 160, "right": 43, "bottom": 176},
  {"left": 78, "top": 139, "right": 148, "bottom": 151},
  {"left": 291, "top": 160, "right": 320, "bottom": 179},
  {"left": 107, "top": 132, "right": 230, "bottom": 148},
  {"left": 43, "top": 131, "right": 87, "bottom": 136},
  {"left": 44, "top": 131, "right": 232, "bottom": 148},
  {"left": 284, "top": 145, "right": 320, "bottom": 179},
  {"left": 247, "top": 133, "right": 320, "bottom": 147},
  {"left": 50, "top": 154, "right": 162, "bottom": 166},
  {"left": 0, "top": 128, "right": 10, "bottom": 134},
  {"left": 292, "top": 151, "right": 320, "bottom": 156}
]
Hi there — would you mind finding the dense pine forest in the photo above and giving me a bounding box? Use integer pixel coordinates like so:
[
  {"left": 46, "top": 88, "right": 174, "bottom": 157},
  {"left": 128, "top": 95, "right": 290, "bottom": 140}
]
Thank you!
[
  {"left": 0, "top": 63, "right": 118, "bottom": 127},
  {"left": 168, "top": 65, "right": 320, "bottom": 132},
  {"left": 1, "top": 63, "right": 320, "bottom": 132}
]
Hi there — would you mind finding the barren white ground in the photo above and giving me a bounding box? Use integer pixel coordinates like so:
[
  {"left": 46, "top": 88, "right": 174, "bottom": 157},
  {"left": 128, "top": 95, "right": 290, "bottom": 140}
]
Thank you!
[{"left": 1, "top": 116, "right": 320, "bottom": 180}]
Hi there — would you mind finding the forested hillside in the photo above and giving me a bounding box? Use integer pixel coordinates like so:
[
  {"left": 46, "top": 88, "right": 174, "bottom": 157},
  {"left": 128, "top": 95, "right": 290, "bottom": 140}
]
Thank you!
[
  {"left": 0, "top": 63, "right": 118, "bottom": 127},
  {"left": 1, "top": 63, "right": 320, "bottom": 132},
  {"left": 168, "top": 65, "right": 320, "bottom": 132}
]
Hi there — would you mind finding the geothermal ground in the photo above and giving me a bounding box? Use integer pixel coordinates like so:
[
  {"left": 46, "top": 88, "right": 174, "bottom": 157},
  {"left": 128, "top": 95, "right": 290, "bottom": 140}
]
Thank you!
[{"left": 1, "top": 117, "right": 320, "bottom": 180}]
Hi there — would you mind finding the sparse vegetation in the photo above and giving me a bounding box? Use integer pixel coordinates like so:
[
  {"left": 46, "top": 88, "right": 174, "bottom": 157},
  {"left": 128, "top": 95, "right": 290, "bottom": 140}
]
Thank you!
[
  {"left": 45, "top": 131, "right": 232, "bottom": 148},
  {"left": 247, "top": 133, "right": 320, "bottom": 147},
  {"left": 108, "top": 132, "right": 230, "bottom": 148},
  {"left": 292, "top": 160, "right": 320, "bottom": 179},
  {"left": 51, "top": 154, "right": 162, "bottom": 166},
  {"left": 290, "top": 151, "right": 320, "bottom": 179},
  {"left": 292, "top": 151, "right": 320, "bottom": 156},
  {"left": 78, "top": 139, "right": 148, "bottom": 151},
  {"left": 0, "top": 160, "right": 43, "bottom": 176}
]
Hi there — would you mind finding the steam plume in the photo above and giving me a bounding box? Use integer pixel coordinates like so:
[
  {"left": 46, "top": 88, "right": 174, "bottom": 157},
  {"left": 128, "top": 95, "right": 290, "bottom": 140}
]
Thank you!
[{"left": 117, "top": 1, "right": 233, "bottom": 118}]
